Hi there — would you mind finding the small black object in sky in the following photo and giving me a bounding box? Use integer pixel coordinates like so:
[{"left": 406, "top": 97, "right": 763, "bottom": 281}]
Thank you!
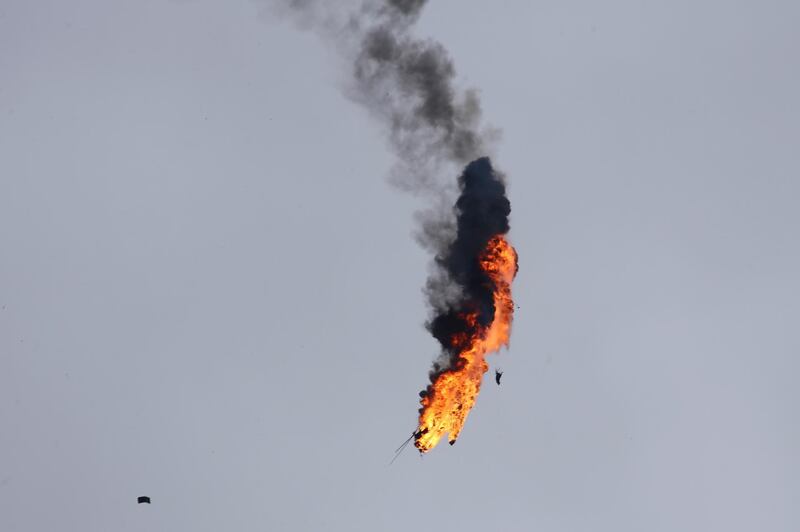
[{"left": 137, "top": 496, "right": 151, "bottom": 504}]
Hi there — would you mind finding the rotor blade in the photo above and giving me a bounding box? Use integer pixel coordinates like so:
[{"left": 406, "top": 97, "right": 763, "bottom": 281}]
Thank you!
[
  {"left": 389, "top": 431, "right": 417, "bottom": 465},
  {"left": 394, "top": 432, "right": 415, "bottom": 454}
]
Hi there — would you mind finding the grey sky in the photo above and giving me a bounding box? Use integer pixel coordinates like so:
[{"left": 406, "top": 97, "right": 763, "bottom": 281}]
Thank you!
[{"left": 1, "top": 1, "right": 798, "bottom": 531}]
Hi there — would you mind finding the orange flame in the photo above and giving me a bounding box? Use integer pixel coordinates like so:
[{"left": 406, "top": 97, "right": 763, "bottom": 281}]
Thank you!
[{"left": 415, "top": 236, "right": 518, "bottom": 452}]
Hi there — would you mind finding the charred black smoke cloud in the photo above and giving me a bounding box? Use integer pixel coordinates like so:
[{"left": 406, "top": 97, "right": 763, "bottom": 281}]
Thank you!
[
  {"left": 422, "top": 157, "right": 510, "bottom": 388},
  {"left": 272, "top": 0, "right": 512, "bottom": 376}
]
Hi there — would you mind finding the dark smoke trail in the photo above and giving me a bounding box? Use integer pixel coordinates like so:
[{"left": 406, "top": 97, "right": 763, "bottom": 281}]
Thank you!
[
  {"left": 269, "top": 1, "right": 516, "bottom": 418},
  {"left": 353, "top": 2, "right": 488, "bottom": 169},
  {"left": 269, "top": 0, "right": 497, "bottom": 194}
]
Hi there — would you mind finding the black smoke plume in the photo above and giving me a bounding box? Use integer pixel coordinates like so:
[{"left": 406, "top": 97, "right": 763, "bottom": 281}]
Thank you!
[
  {"left": 271, "top": 1, "right": 513, "bottom": 378},
  {"left": 423, "top": 157, "right": 511, "bottom": 381}
]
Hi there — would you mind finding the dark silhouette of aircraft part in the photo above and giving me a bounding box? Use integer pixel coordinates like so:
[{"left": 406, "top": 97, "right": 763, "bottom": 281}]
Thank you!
[
  {"left": 495, "top": 370, "right": 503, "bottom": 385},
  {"left": 137, "top": 496, "right": 151, "bottom": 504}
]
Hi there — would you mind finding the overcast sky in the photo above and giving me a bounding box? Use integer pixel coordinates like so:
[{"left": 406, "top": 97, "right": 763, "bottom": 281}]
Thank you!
[{"left": 1, "top": 1, "right": 799, "bottom": 531}]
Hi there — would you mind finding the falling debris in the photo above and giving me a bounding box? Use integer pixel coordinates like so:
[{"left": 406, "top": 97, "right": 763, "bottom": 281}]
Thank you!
[
  {"left": 495, "top": 369, "right": 503, "bottom": 386},
  {"left": 137, "top": 496, "right": 151, "bottom": 504}
]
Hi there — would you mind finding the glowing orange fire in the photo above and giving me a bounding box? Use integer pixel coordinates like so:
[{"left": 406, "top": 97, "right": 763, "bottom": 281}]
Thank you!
[{"left": 415, "top": 235, "right": 518, "bottom": 452}]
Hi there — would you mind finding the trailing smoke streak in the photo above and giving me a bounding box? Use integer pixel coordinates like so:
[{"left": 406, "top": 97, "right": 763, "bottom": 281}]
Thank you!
[
  {"left": 353, "top": 2, "right": 489, "bottom": 177},
  {"left": 272, "top": 0, "right": 517, "bottom": 452},
  {"left": 271, "top": 0, "right": 496, "bottom": 196}
]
